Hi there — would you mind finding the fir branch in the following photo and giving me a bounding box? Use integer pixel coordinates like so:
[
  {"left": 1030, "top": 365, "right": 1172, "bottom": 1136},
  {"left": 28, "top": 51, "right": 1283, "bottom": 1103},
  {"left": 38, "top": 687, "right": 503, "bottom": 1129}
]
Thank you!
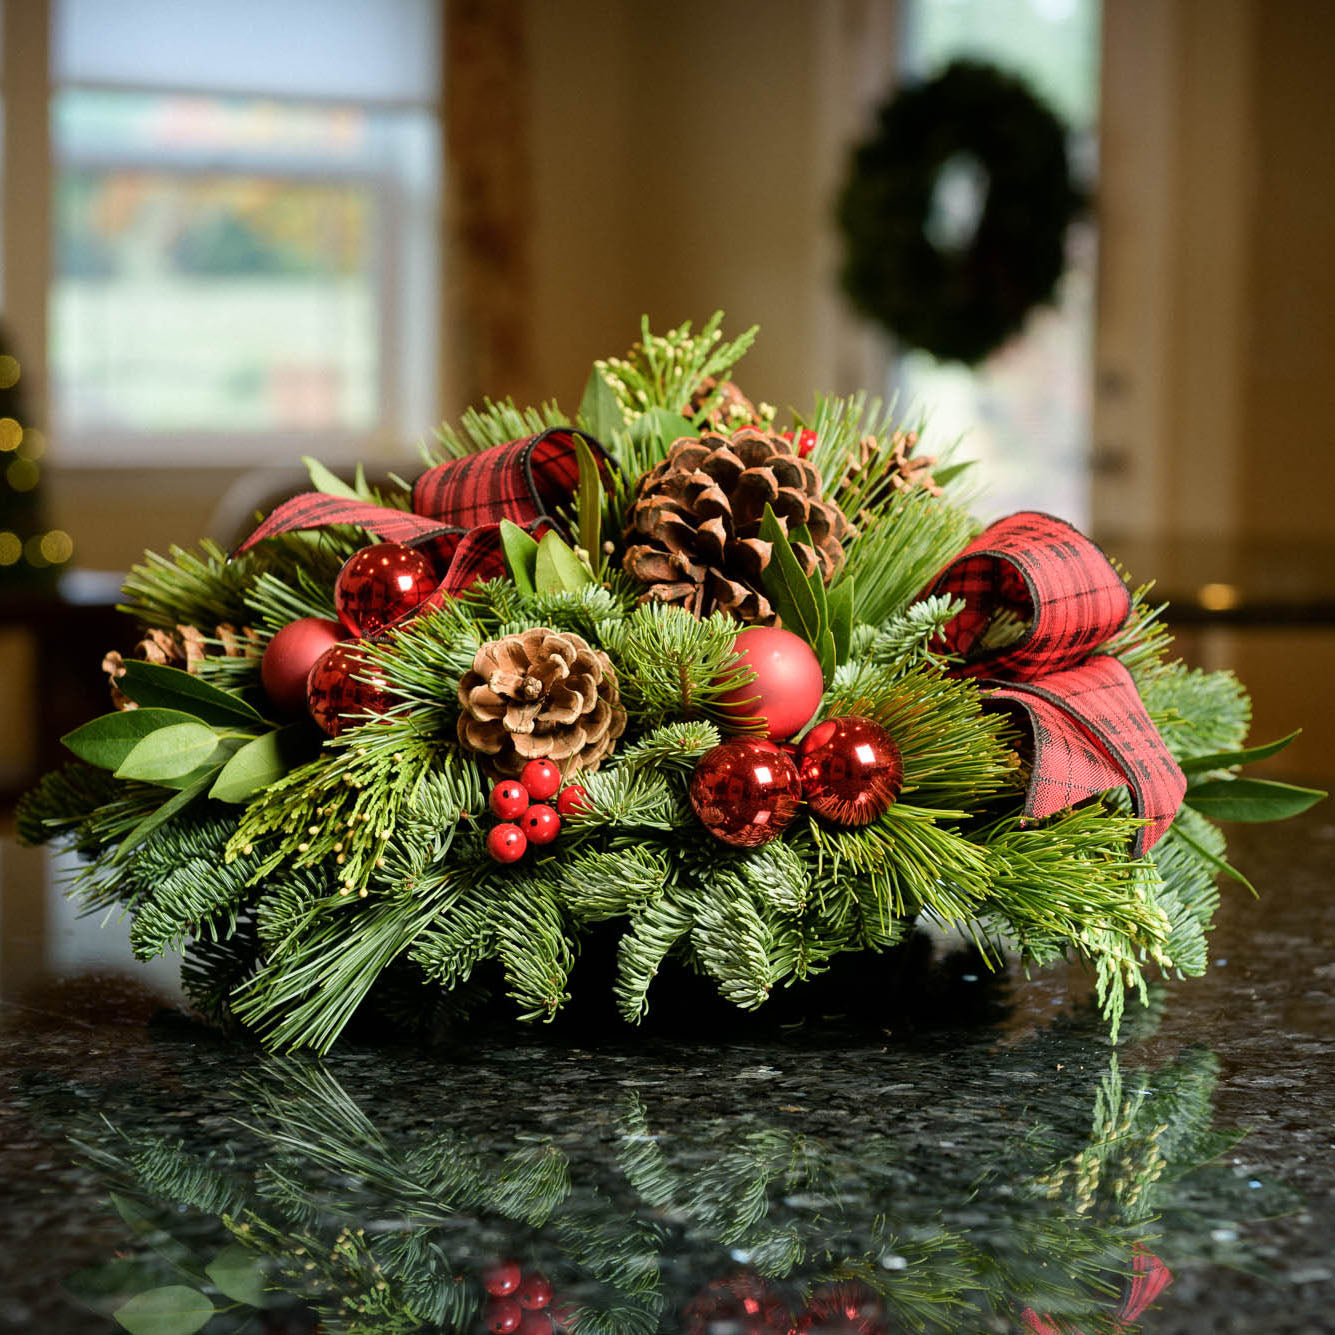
[
  {"left": 16, "top": 763, "right": 122, "bottom": 846},
  {"left": 492, "top": 874, "right": 577, "bottom": 1020},
  {"left": 601, "top": 603, "right": 753, "bottom": 730},
  {"left": 612, "top": 720, "right": 722, "bottom": 775},
  {"left": 490, "top": 1143, "right": 572, "bottom": 1226},
  {"left": 1140, "top": 662, "right": 1252, "bottom": 761},
  {"left": 858, "top": 594, "right": 963, "bottom": 676},
  {"left": 573, "top": 765, "right": 682, "bottom": 834},
  {"left": 614, "top": 893, "right": 694, "bottom": 1022},
  {"left": 682, "top": 867, "right": 776, "bottom": 1010},
  {"left": 552, "top": 845, "right": 670, "bottom": 923},
  {"left": 181, "top": 916, "right": 262, "bottom": 1026}
]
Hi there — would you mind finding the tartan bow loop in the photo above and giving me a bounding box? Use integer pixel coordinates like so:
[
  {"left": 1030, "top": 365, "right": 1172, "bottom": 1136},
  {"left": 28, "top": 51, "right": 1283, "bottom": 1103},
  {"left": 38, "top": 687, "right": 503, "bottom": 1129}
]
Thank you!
[{"left": 928, "top": 512, "right": 1185, "bottom": 855}]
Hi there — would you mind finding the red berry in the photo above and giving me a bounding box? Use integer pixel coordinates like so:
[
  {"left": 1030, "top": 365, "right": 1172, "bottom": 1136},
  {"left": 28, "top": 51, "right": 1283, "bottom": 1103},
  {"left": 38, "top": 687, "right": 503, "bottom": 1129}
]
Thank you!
[
  {"left": 485, "top": 1297, "right": 523, "bottom": 1333},
  {"left": 519, "top": 758, "right": 562, "bottom": 800},
  {"left": 487, "top": 823, "right": 527, "bottom": 863},
  {"left": 483, "top": 1260, "right": 522, "bottom": 1297},
  {"left": 516, "top": 1312, "right": 553, "bottom": 1335},
  {"left": 555, "top": 784, "right": 590, "bottom": 816},
  {"left": 517, "top": 1271, "right": 553, "bottom": 1310},
  {"left": 490, "top": 781, "right": 530, "bottom": 821},
  {"left": 521, "top": 805, "right": 561, "bottom": 846}
]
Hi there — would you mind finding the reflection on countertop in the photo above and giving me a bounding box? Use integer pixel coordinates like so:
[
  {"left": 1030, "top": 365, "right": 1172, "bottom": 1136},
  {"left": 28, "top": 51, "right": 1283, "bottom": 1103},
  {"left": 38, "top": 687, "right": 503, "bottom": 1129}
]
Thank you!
[{"left": 2, "top": 813, "right": 1333, "bottom": 1334}]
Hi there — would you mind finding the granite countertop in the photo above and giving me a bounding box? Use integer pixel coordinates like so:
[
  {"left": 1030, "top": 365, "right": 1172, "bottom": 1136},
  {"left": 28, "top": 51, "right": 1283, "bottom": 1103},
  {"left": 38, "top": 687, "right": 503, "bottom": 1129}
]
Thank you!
[{"left": 1, "top": 812, "right": 1332, "bottom": 1335}]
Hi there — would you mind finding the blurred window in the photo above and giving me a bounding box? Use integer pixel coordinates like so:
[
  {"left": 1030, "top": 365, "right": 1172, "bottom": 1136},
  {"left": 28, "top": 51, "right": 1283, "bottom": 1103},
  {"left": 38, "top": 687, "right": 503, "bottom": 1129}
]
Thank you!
[
  {"left": 894, "top": 0, "right": 1100, "bottom": 526},
  {"left": 48, "top": 0, "right": 441, "bottom": 465}
]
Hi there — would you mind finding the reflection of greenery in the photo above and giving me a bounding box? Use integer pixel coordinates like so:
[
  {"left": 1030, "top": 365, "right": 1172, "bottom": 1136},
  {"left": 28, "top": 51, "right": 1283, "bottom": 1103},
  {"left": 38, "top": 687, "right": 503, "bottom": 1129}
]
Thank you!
[{"left": 60, "top": 1038, "right": 1295, "bottom": 1335}]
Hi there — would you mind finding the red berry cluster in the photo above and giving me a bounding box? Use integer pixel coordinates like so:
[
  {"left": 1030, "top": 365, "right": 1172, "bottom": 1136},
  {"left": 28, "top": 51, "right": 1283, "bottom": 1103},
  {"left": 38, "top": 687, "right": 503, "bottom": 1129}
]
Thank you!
[
  {"left": 485, "top": 759, "right": 591, "bottom": 864},
  {"left": 481, "top": 1259, "right": 557, "bottom": 1334}
]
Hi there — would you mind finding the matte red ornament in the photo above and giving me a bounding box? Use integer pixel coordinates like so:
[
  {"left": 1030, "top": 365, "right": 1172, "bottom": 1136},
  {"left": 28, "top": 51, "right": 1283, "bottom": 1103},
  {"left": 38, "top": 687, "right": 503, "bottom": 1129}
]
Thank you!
[
  {"left": 487, "top": 823, "right": 528, "bottom": 863},
  {"left": 261, "top": 616, "right": 348, "bottom": 717},
  {"left": 556, "top": 784, "right": 590, "bottom": 816},
  {"left": 334, "top": 542, "right": 436, "bottom": 638},
  {"left": 305, "top": 642, "right": 393, "bottom": 738},
  {"left": 521, "top": 804, "right": 561, "bottom": 846},
  {"left": 482, "top": 1260, "right": 523, "bottom": 1298},
  {"left": 716, "top": 626, "right": 824, "bottom": 741},
  {"left": 490, "top": 780, "right": 530, "bottom": 821},
  {"left": 519, "top": 758, "right": 562, "bottom": 801},
  {"left": 797, "top": 715, "right": 903, "bottom": 826},
  {"left": 689, "top": 738, "right": 802, "bottom": 848},
  {"left": 485, "top": 1297, "right": 523, "bottom": 1334},
  {"left": 516, "top": 1271, "right": 553, "bottom": 1310}
]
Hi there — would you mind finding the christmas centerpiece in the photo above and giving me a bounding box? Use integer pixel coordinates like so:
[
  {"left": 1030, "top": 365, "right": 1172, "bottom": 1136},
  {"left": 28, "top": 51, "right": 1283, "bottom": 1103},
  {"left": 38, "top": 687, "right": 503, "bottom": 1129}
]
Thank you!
[{"left": 19, "top": 315, "right": 1322, "bottom": 1052}]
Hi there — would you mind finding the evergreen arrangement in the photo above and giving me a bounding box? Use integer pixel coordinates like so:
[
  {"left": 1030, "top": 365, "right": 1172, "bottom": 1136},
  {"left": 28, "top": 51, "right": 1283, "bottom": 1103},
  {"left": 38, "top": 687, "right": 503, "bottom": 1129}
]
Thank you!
[{"left": 18, "top": 314, "right": 1322, "bottom": 1052}]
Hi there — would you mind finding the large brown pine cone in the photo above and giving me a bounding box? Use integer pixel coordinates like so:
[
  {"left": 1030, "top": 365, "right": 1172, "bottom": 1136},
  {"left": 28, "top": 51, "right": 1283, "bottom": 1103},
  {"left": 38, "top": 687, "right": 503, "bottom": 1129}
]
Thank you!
[
  {"left": 103, "top": 622, "right": 263, "bottom": 709},
  {"left": 457, "top": 628, "right": 626, "bottom": 780},
  {"left": 623, "top": 428, "right": 852, "bottom": 621}
]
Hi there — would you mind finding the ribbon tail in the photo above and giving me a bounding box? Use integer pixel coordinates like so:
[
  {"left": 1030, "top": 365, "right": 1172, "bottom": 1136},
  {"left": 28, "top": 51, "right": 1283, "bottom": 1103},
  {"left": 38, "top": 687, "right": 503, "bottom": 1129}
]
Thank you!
[
  {"left": 233, "top": 492, "right": 462, "bottom": 556},
  {"left": 988, "top": 656, "right": 1186, "bottom": 856},
  {"left": 420, "top": 518, "right": 558, "bottom": 606}
]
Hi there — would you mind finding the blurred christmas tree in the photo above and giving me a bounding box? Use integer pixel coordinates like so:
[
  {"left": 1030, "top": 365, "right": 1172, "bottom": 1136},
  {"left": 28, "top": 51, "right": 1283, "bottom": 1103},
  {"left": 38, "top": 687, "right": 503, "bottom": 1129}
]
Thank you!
[{"left": 0, "top": 321, "right": 72, "bottom": 587}]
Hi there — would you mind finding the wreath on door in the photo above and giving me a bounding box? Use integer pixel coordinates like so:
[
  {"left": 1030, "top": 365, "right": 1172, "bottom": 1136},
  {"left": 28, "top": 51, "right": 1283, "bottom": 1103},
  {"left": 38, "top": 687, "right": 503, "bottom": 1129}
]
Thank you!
[{"left": 838, "top": 60, "right": 1083, "bottom": 365}]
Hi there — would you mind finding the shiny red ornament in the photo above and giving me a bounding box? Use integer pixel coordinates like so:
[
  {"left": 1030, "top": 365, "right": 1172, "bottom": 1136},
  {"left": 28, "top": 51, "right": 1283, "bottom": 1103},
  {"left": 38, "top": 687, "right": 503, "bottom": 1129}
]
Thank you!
[
  {"left": 486, "top": 1298, "right": 523, "bottom": 1334},
  {"left": 516, "top": 1271, "right": 553, "bottom": 1310},
  {"left": 716, "top": 626, "right": 824, "bottom": 741},
  {"left": 334, "top": 542, "right": 436, "bottom": 638},
  {"left": 797, "top": 715, "right": 903, "bottom": 826},
  {"left": 490, "top": 780, "right": 530, "bottom": 821},
  {"left": 487, "top": 823, "right": 528, "bottom": 863},
  {"left": 689, "top": 738, "right": 802, "bottom": 848},
  {"left": 521, "top": 804, "right": 561, "bottom": 845},
  {"left": 795, "top": 1281, "right": 886, "bottom": 1334},
  {"left": 556, "top": 784, "right": 590, "bottom": 816},
  {"left": 482, "top": 1260, "right": 523, "bottom": 1298},
  {"left": 684, "top": 1271, "right": 788, "bottom": 1335},
  {"left": 261, "top": 616, "right": 348, "bottom": 717},
  {"left": 519, "top": 758, "right": 562, "bottom": 801},
  {"left": 305, "top": 642, "right": 394, "bottom": 738}
]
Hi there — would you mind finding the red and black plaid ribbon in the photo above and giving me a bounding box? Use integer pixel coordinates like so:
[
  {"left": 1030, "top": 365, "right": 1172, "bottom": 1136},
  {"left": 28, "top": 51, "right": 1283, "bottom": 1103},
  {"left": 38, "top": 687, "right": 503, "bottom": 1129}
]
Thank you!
[
  {"left": 927, "top": 512, "right": 1185, "bottom": 855},
  {"left": 235, "top": 428, "right": 609, "bottom": 596}
]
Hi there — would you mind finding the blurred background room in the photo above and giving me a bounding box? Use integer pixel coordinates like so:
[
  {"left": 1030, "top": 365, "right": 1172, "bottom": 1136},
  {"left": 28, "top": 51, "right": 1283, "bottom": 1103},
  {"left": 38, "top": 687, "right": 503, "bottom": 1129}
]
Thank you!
[{"left": 0, "top": 0, "right": 1330, "bottom": 808}]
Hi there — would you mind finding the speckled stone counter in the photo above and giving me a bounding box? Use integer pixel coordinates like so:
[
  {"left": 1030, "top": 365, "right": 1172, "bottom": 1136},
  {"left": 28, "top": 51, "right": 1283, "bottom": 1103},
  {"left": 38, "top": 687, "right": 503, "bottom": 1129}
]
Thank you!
[{"left": 2, "top": 813, "right": 1332, "bottom": 1334}]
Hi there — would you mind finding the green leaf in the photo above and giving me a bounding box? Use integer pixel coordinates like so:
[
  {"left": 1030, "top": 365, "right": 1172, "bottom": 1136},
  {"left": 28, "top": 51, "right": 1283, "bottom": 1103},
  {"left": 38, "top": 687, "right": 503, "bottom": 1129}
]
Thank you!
[
  {"left": 63, "top": 709, "right": 204, "bottom": 771},
  {"left": 205, "top": 1244, "right": 266, "bottom": 1308},
  {"left": 827, "top": 578, "right": 855, "bottom": 664},
  {"left": 815, "top": 627, "right": 837, "bottom": 686},
  {"left": 158, "top": 736, "right": 245, "bottom": 790},
  {"left": 1181, "top": 729, "right": 1302, "bottom": 775},
  {"left": 112, "top": 768, "right": 219, "bottom": 862},
  {"left": 758, "top": 504, "right": 823, "bottom": 646},
  {"left": 115, "top": 724, "right": 222, "bottom": 782},
  {"left": 1172, "top": 820, "right": 1258, "bottom": 896},
  {"left": 535, "top": 531, "right": 593, "bottom": 593},
  {"left": 1183, "top": 777, "right": 1325, "bottom": 822},
  {"left": 577, "top": 366, "right": 626, "bottom": 441},
  {"left": 499, "top": 519, "right": 540, "bottom": 595},
  {"left": 574, "top": 434, "right": 604, "bottom": 568},
  {"left": 113, "top": 1286, "right": 214, "bottom": 1335},
  {"left": 117, "top": 661, "right": 265, "bottom": 726},
  {"left": 209, "top": 725, "right": 311, "bottom": 804},
  {"left": 931, "top": 460, "right": 977, "bottom": 487},
  {"left": 302, "top": 454, "right": 360, "bottom": 499}
]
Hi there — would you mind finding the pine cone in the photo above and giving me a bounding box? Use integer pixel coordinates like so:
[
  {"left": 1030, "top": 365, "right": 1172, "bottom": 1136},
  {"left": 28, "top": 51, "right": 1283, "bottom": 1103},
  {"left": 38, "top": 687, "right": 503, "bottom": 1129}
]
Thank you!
[
  {"left": 687, "top": 376, "right": 762, "bottom": 431},
  {"left": 103, "top": 622, "right": 263, "bottom": 709},
  {"left": 841, "top": 429, "right": 942, "bottom": 501},
  {"left": 457, "top": 628, "right": 626, "bottom": 780},
  {"left": 623, "top": 429, "right": 852, "bottom": 622}
]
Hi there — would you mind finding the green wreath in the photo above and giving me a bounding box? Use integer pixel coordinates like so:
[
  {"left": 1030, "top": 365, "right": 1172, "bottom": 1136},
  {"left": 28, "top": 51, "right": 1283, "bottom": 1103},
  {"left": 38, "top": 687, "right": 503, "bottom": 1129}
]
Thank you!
[{"left": 838, "top": 60, "right": 1082, "bottom": 365}]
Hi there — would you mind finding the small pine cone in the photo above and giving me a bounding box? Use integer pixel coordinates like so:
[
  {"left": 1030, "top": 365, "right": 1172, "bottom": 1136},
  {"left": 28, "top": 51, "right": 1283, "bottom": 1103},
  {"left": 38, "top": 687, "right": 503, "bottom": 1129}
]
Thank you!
[
  {"left": 843, "top": 429, "right": 942, "bottom": 502},
  {"left": 102, "top": 621, "right": 264, "bottom": 708},
  {"left": 457, "top": 627, "right": 626, "bottom": 781},
  {"left": 623, "top": 428, "right": 852, "bottom": 622},
  {"left": 687, "top": 376, "right": 762, "bottom": 431}
]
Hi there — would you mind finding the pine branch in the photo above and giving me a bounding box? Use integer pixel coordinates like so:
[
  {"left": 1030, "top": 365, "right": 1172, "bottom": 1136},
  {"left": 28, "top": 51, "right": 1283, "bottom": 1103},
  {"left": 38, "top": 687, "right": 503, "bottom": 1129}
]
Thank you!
[
  {"left": 118, "top": 539, "right": 253, "bottom": 630},
  {"left": 428, "top": 396, "right": 570, "bottom": 461}
]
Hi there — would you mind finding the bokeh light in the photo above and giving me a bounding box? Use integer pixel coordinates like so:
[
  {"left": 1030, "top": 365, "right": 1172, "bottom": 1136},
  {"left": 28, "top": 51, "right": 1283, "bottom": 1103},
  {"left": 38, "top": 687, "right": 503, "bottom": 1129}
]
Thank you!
[
  {"left": 0, "top": 532, "right": 21, "bottom": 565},
  {"left": 0, "top": 417, "right": 22, "bottom": 451},
  {"left": 0, "top": 355, "right": 20, "bottom": 389}
]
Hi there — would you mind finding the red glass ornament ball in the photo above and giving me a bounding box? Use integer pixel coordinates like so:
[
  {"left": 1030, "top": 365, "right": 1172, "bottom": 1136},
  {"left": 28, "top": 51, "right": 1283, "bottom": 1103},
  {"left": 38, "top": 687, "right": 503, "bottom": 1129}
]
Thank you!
[
  {"left": 516, "top": 1271, "right": 553, "bottom": 1310},
  {"left": 487, "top": 823, "right": 528, "bottom": 863},
  {"left": 482, "top": 1260, "right": 523, "bottom": 1298},
  {"left": 556, "top": 784, "right": 590, "bottom": 816},
  {"left": 490, "top": 780, "right": 530, "bottom": 821},
  {"left": 689, "top": 738, "right": 802, "bottom": 848},
  {"left": 334, "top": 542, "right": 436, "bottom": 638},
  {"left": 795, "top": 1281, "right": 886, "bottom": 1334},
  {"left": 519, "top": 758, "right": 562, "bottom": 801},
  {"left": 798, "top": 716, "right": 903, "bottom": 826},
  {"left": 521, "top": 804, "right": 561, "bottom": 846},
  {"left": 485, "top": 1297, "right": 523, "bottom": 1334},
  {"left": 716, "top": 626, "right": 824, "bottom": 741},
  {"left": 306, "top": 643, "right": 394, "bottom": 738},
  {"left": 261, "top": 616, "right": 348, "bottom": 717}
]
